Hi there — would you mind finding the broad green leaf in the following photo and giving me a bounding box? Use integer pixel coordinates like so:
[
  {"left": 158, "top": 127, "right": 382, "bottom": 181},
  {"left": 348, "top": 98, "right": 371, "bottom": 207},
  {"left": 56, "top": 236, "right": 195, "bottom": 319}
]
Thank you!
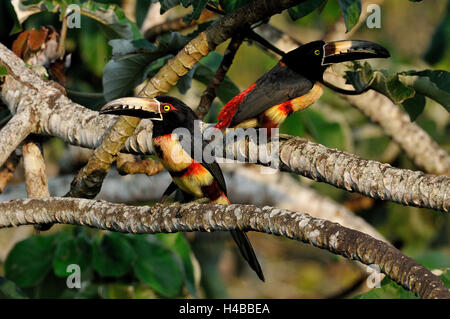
[
  {"left": 354, "top": 277, "right": 417, "bottom": 299},
  {"left": 156, "top": 233, "right": 197, "bottom": 297},
  {"left": 338, "top": 0, "right": 361, "bottom": 32},
  {"left": 385, "top": 74, "right": 416, "bottom": 104},
  {"left": 0, "top": 65, "right": 8, "bottom": 76},
  {"left": 177, "top": 65, "right": 198, "bottom": 94},
  {"left": 402, "top": 94, "right": 426, "bottom": 121},
  {"left": 92, "top": 232, "right": 136, "bottom": 277},
  {"left": 183, "top": 0, "right": 208, "bottom": 24},
  {"left": 103, "top": 53, "right": 160, "bottom": 100},
  {"left": 279, "top": 111, "right": 305, "bottom": 137},
  {"left": 53, "top": 235, "right": 92, "bottom": 277},
  {"left": 413, "top": 251, "right": 450, "bottom": 270},
  {"left": 304, "top": 109, "right": 345, "bottom": 150},
  {"left": 401, "top": 70, "right": 450, "bottom": 111},
  {"left": 288, "top": 0, "right": 327, "bottom": 21},
  {"left": 103, "top": 32, "right": 194, "bottom": 100},
  {"left": 79, "top": 17, "right": 111, "bottom": 77},
  {"left": 135, "top": 0, "right": 154, "bottom": 28},
  {"left": 191, "top": 52, "right": 240, "bottom": 103},
  {"left": 219, "top": 0, "right": 248, "bottom": 13},
  {"left": 423, "top": 4, "right": 449, "bottom": 65},
  {"left": 5, "top": 235, "right": 56, "bottom": 288},
  {"left": 133, "top": 237, "right": 183, "bottom": 297},
  {"left": 160, "top": 0, "right": 182, "bottom": 13},
  {"left": 0, "top": 277, "right": 28, "bottom": 299},
  {"left": 439, "top": 269, "right": 450, "bottom": 288}
]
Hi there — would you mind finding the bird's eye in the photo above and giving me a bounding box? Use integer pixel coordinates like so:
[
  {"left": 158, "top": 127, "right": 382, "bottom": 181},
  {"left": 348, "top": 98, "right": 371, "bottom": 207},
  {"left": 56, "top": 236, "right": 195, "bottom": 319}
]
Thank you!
[
  {"left": 163, "top": 104, "right": 171, "bottom": 112},
  {"left": 314, "top": 49, "right": 321, "bottom": 55}
]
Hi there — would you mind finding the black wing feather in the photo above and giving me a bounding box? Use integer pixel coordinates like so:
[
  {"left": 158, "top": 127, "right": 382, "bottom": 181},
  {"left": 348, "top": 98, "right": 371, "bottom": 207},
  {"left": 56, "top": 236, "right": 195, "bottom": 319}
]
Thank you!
[{"left": 230, "top": 63, "right": 314, "bottom": 126}]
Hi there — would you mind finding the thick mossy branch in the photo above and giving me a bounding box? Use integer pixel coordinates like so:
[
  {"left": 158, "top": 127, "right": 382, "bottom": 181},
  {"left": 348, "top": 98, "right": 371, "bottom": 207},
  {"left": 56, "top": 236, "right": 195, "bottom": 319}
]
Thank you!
[{"left": 0, "top": 197, "right": 448, "bottom": 299}]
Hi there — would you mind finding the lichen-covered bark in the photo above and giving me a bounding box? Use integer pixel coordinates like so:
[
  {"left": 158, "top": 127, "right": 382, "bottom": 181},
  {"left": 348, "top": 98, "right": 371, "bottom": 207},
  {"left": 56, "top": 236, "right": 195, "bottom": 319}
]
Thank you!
[
  {"left": 66, "top": 115, "right": 141, "bottom": 198},
  {"left": 0, "top": 109, "right": 35, "bottom": 167},
  {"left": 278, "top": 137, "right": 449, "bottom": 212},
  {"left": 327, "top": 72, "right": 450, "bottom": 176},
  {"left": 22, "top": 138, "right": 49, "bottom": 198},
  {"left": 0, "top": 166, "right": 386, "bottom": 242},
  {"left": 0, "top": 197, "right": 447, "bottom": 299}
]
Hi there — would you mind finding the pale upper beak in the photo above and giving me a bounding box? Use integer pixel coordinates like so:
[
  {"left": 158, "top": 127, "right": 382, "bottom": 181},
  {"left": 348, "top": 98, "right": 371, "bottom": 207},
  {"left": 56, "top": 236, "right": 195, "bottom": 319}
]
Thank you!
[
  {"left": 99, "top": 97, "right": 163, "bottom": 120},
  {"left": 322, "top": 40, "right": 390, "bottom": 65}
]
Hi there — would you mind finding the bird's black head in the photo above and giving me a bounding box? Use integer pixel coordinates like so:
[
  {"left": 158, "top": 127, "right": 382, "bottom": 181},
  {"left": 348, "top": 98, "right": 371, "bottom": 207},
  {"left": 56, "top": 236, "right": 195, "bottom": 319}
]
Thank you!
[
  {"left": 281, "top": 40, "right": 390, "bottom": 82},
  {"left": 99, "top": 95, "right": 197, "bottom": 137}
]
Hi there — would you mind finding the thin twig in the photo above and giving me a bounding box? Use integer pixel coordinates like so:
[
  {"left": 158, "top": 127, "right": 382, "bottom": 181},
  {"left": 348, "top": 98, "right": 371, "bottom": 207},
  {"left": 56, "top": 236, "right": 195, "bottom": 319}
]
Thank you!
[
  {"left": 196, "top": 35, "right": 244, "bottom": 119},
  {"left": 116, "top": 153, "right": 164, "bottom": 176}
]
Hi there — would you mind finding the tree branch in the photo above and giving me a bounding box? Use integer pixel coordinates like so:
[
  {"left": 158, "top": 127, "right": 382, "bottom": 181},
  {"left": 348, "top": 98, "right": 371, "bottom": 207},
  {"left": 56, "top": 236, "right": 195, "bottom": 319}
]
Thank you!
[{"left": 0, "top": 197, "right": 447, "bottom": 299}]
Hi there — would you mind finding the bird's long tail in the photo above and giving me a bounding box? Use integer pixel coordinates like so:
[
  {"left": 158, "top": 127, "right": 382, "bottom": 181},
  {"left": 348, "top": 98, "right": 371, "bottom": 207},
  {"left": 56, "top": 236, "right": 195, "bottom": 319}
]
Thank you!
[{"left": 229, "top": 229, "right": 265, "bottom": 282}]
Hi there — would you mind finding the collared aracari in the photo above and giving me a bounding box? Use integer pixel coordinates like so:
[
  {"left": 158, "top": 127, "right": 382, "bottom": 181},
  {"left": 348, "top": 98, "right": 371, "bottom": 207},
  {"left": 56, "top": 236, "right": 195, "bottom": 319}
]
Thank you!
[
  {"left": 99, "top": 96, "right": 265, "bottom": 281},
  {"left": 215, "top": 40, "right": 390, "bottom": 130}
]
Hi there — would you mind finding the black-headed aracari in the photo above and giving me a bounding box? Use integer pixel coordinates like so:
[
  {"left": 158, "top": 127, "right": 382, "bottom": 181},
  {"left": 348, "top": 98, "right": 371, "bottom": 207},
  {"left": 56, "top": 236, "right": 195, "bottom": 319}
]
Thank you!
[
  {"left": 99, "top": 96, "right": 265, "bottom": 281},
  {"left": 215, "top": 40, "right": 390, "bottom": 130}
]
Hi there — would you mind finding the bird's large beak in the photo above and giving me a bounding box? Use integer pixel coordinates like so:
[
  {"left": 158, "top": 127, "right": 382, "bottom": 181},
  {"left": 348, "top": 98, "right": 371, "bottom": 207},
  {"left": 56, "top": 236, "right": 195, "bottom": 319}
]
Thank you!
[
  {"left": 322, "top": 40, "right": 390, "bottom": 65},
  {"left": 99, "top": 97, "right": 163, "bottom": 121}
]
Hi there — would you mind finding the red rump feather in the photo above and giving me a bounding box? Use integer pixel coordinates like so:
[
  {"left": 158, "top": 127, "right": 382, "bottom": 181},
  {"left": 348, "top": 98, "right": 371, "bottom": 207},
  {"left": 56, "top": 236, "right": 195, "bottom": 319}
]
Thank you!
[{"left": 215, "top": 83, "right": 257, "bottom": 129}]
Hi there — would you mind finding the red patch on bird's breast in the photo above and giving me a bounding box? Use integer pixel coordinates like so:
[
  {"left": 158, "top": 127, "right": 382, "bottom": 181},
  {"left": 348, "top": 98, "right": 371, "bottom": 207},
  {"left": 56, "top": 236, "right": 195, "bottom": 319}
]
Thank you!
[
  {"left": 215, "top": 83, "right": 257, "bottom": 129},
  {"left": 183, "top": 162, "right": 206, "bottom": 177}
]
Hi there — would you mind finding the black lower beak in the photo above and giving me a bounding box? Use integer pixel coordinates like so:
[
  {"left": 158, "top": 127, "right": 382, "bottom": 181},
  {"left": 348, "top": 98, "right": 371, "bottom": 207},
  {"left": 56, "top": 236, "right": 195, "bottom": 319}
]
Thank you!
[{"left": 322, "top": 40, "right": 390, "bottom": 65}]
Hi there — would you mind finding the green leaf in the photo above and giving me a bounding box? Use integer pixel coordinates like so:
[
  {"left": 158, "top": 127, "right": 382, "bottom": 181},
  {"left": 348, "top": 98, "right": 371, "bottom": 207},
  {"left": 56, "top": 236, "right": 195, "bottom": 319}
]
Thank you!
[
  {"left": 78, "top": 18, "right": 111, "bottom": 77},
  {"left": 304, "top": 109, "right": 344, "bottom": 150},
  {"left": 92, "top": 232, "right": 136, "bottom": 277},
  {"left": 279, "top": 111, "right": 305, "bottom": 137},
  {"left": 402, "top": 93, "right": 426, "bottom": 121},
  {"left": 423, "top": 4, "right": 449, "bottom": 65},
  {"left": 400, "top": 70, "right": 450, "bottom": 111},
  {"left": 183, "top": 0, "right": 208, "bottom": 24},
  {"left": 439, "top": 269, "right": 450, "bottom": 289},
  {"left": 0, "top": 65, "right": 8, "bottom": 76},
  {"left": 53, "top": 234, "right": 92, "bottom": 278},
  {"left": 192, "top": 52, "right": 240, "bottom": 103},
  {"left": 288, "top": 0, "right": 327, "bottom": 20},
  {"left": 133, "top": 237, "right": 183, "bottom": 297},
  {"left": 103, "top": 32, "right": 193, "bottom": 100},
  {"left": 354, "top": 277, "right": 417, "bottom": 299},
  {"left": 160, "top": 0, "right": 182, "bottom": 13},
  {"left": 5, "top": 235, "right": 56, "bottom": 288},
  {"left": 156, "top": 233, "right": 197, "bottom": 297},
  {"left": 413, "top": 251, "right": 450, "bottom": 270},
  {"left": 338, "top": 0, "right": 361, "bottom": 32},
  {"left": 385, "top": 74, "right": 416, "bottom": 104},
  {"left": 0, "top": 277, "right": 28, "bottom": 299},
  {"left": 219, "top": 0, "right": 248, "bottom": 13}
]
